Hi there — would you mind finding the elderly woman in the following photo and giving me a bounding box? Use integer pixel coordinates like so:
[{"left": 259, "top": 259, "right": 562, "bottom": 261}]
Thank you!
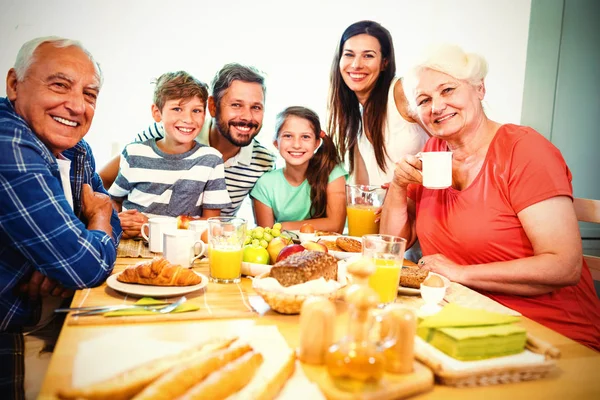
[{"left": 380, "top": 44, "right": 600, "bottom": 350}]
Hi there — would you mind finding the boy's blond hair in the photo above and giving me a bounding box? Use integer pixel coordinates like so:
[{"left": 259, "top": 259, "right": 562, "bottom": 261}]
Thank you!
[{"left": 153, "top": 71, "right": 209, "bottom": 111}]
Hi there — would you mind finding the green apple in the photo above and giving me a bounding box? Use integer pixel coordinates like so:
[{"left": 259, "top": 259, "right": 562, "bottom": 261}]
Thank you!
[{"left": 243, "top": 244, "right": 270, "bottom": 265}]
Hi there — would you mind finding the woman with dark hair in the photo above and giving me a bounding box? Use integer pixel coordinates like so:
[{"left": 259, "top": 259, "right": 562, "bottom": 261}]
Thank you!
[
  {"left": 328, "top": 20, "right": 429, "bottom": 185},
  {"left": 250, "top": 106, "right": 347, "bottom": 232}
]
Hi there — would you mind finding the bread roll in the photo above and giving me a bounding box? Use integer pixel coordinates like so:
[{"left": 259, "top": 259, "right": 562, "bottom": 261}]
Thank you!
[
  {"left": 177, "top": 351, "right": 264, "bottom": 400},
  {"left": 133, "top": 344, "right": 252, "bottom": 400},
  {"left": 57, "top": 338, "right": 235, "bottom": 400},
  {"left": 117, "top": 258, "right": 201, "bottom": 286},
  {"left": 400, "top": 267, "right": 428, "bottom": 289}
]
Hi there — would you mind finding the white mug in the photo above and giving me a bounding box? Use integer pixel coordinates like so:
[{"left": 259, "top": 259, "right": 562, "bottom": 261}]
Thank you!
[
  {"left": 418, "top": 151, "right": 453, "bottom": 189},
  {"left": 163, "top": 229, "right": 207, "bottom": 268},
  {"left": 140, "top": 216, "right": 178, "bottom": 253},
  {"left": 188, "top": 220, "right": 208, "bottom": 242}
]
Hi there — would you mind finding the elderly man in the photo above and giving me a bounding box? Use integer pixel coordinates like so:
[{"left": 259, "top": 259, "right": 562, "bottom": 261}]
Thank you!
[
  {"left": 0, "top": 36, "right": 121, "bottom": 399},
  {"left": 99, "top": 63, "right": 276, "bottom": 236}
]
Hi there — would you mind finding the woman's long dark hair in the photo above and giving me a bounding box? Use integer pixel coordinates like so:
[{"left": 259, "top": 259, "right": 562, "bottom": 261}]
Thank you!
[
  {"left": 275, "top": 107, "right": 340, "bottom": 218},
  {"left": 327, "top": 20, "right": 396, "bottom": 175}
]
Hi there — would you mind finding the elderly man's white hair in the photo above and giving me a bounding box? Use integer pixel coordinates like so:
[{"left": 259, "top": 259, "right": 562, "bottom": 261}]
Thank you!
[{"left": 13, "top": 36, "right": 103, "bottom": 87}]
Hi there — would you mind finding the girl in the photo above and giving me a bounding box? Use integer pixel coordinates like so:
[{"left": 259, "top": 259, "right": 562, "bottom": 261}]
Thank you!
[{"left": 250, "top": 106, "right": 347, "bottom": 232}]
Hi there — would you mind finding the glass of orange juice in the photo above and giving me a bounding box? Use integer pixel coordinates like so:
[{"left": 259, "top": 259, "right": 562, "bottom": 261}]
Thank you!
[
  {"left": 207, "top": 217, "right": 247, "bottom": 283},
  {"left": 362, "top": 234, "right": 407, "bottom": 307},
  {"left": 346, "top": 185, "right": 387, "bottom": 237}
]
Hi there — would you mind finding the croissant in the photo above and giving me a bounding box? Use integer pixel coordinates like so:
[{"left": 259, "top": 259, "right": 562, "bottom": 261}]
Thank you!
[{"left": 117, "top": 258, "right": 201, "bottom": 286}]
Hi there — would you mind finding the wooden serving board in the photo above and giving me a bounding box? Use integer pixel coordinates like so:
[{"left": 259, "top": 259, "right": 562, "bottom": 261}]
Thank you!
[{"left": 301, "top": 361, "right": 434, "bottom": 400}]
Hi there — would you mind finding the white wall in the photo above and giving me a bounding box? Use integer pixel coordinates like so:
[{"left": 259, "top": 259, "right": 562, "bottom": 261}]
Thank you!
[{"left": 0, "top": 0, "right": 531, "bottom": 167}]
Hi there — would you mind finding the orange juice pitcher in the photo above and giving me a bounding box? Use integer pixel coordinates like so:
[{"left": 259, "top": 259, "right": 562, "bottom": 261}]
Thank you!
[{"left": 345, "top": 185, "right": 386, "bottom": 237}]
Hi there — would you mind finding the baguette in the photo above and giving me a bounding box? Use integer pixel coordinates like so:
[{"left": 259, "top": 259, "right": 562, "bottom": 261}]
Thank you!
[
  {"left": 133, "top": 344, "right": 252, "bottom": 400},
  {"left": 177, "top": 351, "right": 264, "bottom": 400},
  {"left": 57, "top": 338, "right": 235, "bottom": 400},
  {"left": 117, "top": 258, "right": 201, "bottom": 286},
  {"left": 228, "top": 348, "right": 296, "bottom": 400}
]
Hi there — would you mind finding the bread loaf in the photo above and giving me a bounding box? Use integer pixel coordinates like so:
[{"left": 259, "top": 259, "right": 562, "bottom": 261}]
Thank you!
[
  {"left": 269, "top": 251, "right": 338, "bottom": 287},
  {"left": 117, "top": 258, "right": 201, "bottom": 286},
  {"left": 57, "top": 338, "right": 235, "bottom": 400},
  {"left": 134, "top": 344, "right": 253, "bottom": 400},
  {"left": 400, "top": 267, "right": 428, "bottom": 288},
  {"left": 177, "top": 351, "right": 264, "bottom": 400}
]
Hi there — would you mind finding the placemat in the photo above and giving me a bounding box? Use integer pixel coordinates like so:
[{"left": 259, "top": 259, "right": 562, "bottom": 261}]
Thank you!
[
  {"left": 445, "top": 283, "right": 522, "bottom": 316},
  {"left": 66, "top": 265, "right": 256, "bottom": 326},
  {"left": 116, "top": 239, "right": 155, "bottom": 258}
]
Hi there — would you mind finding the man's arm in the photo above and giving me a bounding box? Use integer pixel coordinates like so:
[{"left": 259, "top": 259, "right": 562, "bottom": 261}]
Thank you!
[{"left": 98, "top": 154, "right": 120, "bottom": 191}]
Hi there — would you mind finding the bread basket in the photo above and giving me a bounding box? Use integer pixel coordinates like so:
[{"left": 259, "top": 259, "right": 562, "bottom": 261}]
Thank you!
[{"left": 252, "top": 272, "right": 347, "bottom": 314}]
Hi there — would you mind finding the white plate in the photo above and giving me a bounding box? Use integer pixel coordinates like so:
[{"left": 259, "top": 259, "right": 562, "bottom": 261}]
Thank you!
[
  {"left": 397, "top": 272, "right": 450, "bottom": 295},
  {"left": 314, "top": 235, "right": 362, "bottom": 260},
  {"left": 106, "top": 271, "right": 208, "bottom": 298}
]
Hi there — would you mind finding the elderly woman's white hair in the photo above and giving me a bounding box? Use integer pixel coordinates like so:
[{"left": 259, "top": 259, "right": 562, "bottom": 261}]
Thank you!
[
  {"left": 13, "top": 36, "right": 103, "bottom": 87},
  {"left": 403, "top": 43, "right": 488, "bottom": 110}
]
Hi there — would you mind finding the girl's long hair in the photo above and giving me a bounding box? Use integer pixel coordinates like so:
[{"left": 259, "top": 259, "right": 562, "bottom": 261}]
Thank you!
[
  {"left": 327, "top": 20, "right": 396, "bottom": 175},
  {"left": 275, "top": 106, "right": 340, "bottom": 218}
]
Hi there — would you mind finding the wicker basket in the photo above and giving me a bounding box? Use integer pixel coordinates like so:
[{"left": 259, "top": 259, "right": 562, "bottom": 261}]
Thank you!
[
  {"left": 252, "top": 272, "right": 346, "bottom": 314},
  {"left": 414, "top": 335, "right": 558, "bottom": 387}
]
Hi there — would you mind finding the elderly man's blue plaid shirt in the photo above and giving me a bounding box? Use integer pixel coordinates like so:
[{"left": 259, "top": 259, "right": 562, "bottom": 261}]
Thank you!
[{"left": 0, "top": 97, "right": 122, "bottom": 331}]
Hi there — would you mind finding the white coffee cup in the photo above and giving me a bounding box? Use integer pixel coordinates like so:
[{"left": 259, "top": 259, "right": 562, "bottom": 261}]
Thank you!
[
  {"left": 140, "top": 216, "right": 178, "bottom": 253},
  {"left": 418, "top": 151, "right": 453, "bottom": 189},
  {"left": 188, "top": 220, "right": 208, "bottom": 242},
  {"left": 163, "top": 229, "right": 207, "bottom": 268}
]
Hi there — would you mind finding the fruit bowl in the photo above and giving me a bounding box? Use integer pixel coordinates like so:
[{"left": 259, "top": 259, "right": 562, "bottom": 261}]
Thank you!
[{"left": 252, "top": 272, "right": 347, "bottom": 315}]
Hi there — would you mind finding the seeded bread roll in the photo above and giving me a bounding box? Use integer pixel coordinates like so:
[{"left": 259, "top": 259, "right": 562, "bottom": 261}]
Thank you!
[
  {"left": 400, "top": 267, "right": 429, "bottom": 289},
  {"left": 269, "top": 251, "right": 338, "bottom": 287}
]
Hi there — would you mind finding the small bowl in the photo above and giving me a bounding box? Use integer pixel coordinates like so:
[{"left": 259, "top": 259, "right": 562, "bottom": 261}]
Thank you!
[{"left": 298, "top": 232, "right": 316, "bottom": 243}]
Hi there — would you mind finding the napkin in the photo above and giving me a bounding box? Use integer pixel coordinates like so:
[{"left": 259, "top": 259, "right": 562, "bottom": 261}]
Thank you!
[
  {"left": 103, "top": 297, "right": 199, "bottom": 317},
  {"left": 419, "top": 303, "right": 520, "bottom": 328},
  {"left": 418, "top": 303, "right": 526, "bottom": 360}
]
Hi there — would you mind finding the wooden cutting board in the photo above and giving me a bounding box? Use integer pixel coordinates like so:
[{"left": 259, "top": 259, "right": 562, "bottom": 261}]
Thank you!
[{"left": 301, "top": 361, "right": 434, "bottom": 399}]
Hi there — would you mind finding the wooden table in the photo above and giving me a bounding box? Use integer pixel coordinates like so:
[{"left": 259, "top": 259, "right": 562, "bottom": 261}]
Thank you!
[{"left": 38, "top": 257, "right": 600, "bottom": 399}]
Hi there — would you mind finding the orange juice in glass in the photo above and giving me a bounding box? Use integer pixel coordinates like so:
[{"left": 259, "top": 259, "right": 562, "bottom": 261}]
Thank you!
[
  {"left": 207, "top": 217, "right": 247, "bottom": 283},
  {"left": 362, "top": 234, "right": 407, "bottom": 307},
  {"left": 368, "top": 258, "right": 402, "bottom": 304},
  {"left": 346, "top": 185, "right": 386, "bottom": 237}
]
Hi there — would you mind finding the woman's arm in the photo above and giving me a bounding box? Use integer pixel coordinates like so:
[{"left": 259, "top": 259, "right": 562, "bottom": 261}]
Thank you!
[
  {"left": 253, "top": 198, "right": 275, "bottom": 229},
  {"left": 394, "top": 79, "right": 431, "bottom": 135},
  {"left": 280, "top": 176, "right": 347, "bottom": 233},
  {"left": 422, "top": 196, "right": 582, "bottom": 296},
  {"left": 380, "top": 155, "right": 423, "bottom": 247},
  {"left": 352, "top": 145, "right": 369, "bottom": 185}
]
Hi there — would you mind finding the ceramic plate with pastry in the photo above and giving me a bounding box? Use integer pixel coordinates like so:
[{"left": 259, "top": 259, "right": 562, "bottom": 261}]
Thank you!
[
  {"left": 107, "top": 258, "right": 208, "bottom": 298},
  {"left": 315, "top": 236, "right": 363, "bottom": 260}
]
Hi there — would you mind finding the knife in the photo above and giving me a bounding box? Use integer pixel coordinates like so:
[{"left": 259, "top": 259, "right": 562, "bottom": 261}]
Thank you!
[{"left": 55, "top": 303, "right": 170, "bottom": 313}]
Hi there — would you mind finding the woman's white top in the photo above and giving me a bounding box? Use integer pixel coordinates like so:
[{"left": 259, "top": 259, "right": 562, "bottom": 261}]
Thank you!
[{"left": 357, "top": 77, "right": 429, "bottom": 185}]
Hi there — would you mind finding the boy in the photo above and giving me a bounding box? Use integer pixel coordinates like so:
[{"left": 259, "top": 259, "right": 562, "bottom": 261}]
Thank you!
[{"left": 109, "top": 71, "right": 231, "bottom": 238}]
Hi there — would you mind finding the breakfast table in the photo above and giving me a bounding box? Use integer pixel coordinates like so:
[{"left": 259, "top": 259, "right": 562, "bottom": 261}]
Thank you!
[{"left": 38, "top": 254, "right": 600, "bottom": 399}]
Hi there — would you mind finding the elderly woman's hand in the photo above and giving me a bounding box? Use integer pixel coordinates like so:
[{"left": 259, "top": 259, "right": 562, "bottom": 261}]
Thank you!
[
  {"left": 417, "top": 253, "right": 460, "bottom": 281},
  {"left": 392, "top": 153, "right": 423, "bottom": 188}
]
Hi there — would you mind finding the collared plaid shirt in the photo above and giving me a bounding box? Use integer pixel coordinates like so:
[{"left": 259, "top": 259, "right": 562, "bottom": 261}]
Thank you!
[{"left": 0, "top": 96, "right": 122, "bottom": 397}]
